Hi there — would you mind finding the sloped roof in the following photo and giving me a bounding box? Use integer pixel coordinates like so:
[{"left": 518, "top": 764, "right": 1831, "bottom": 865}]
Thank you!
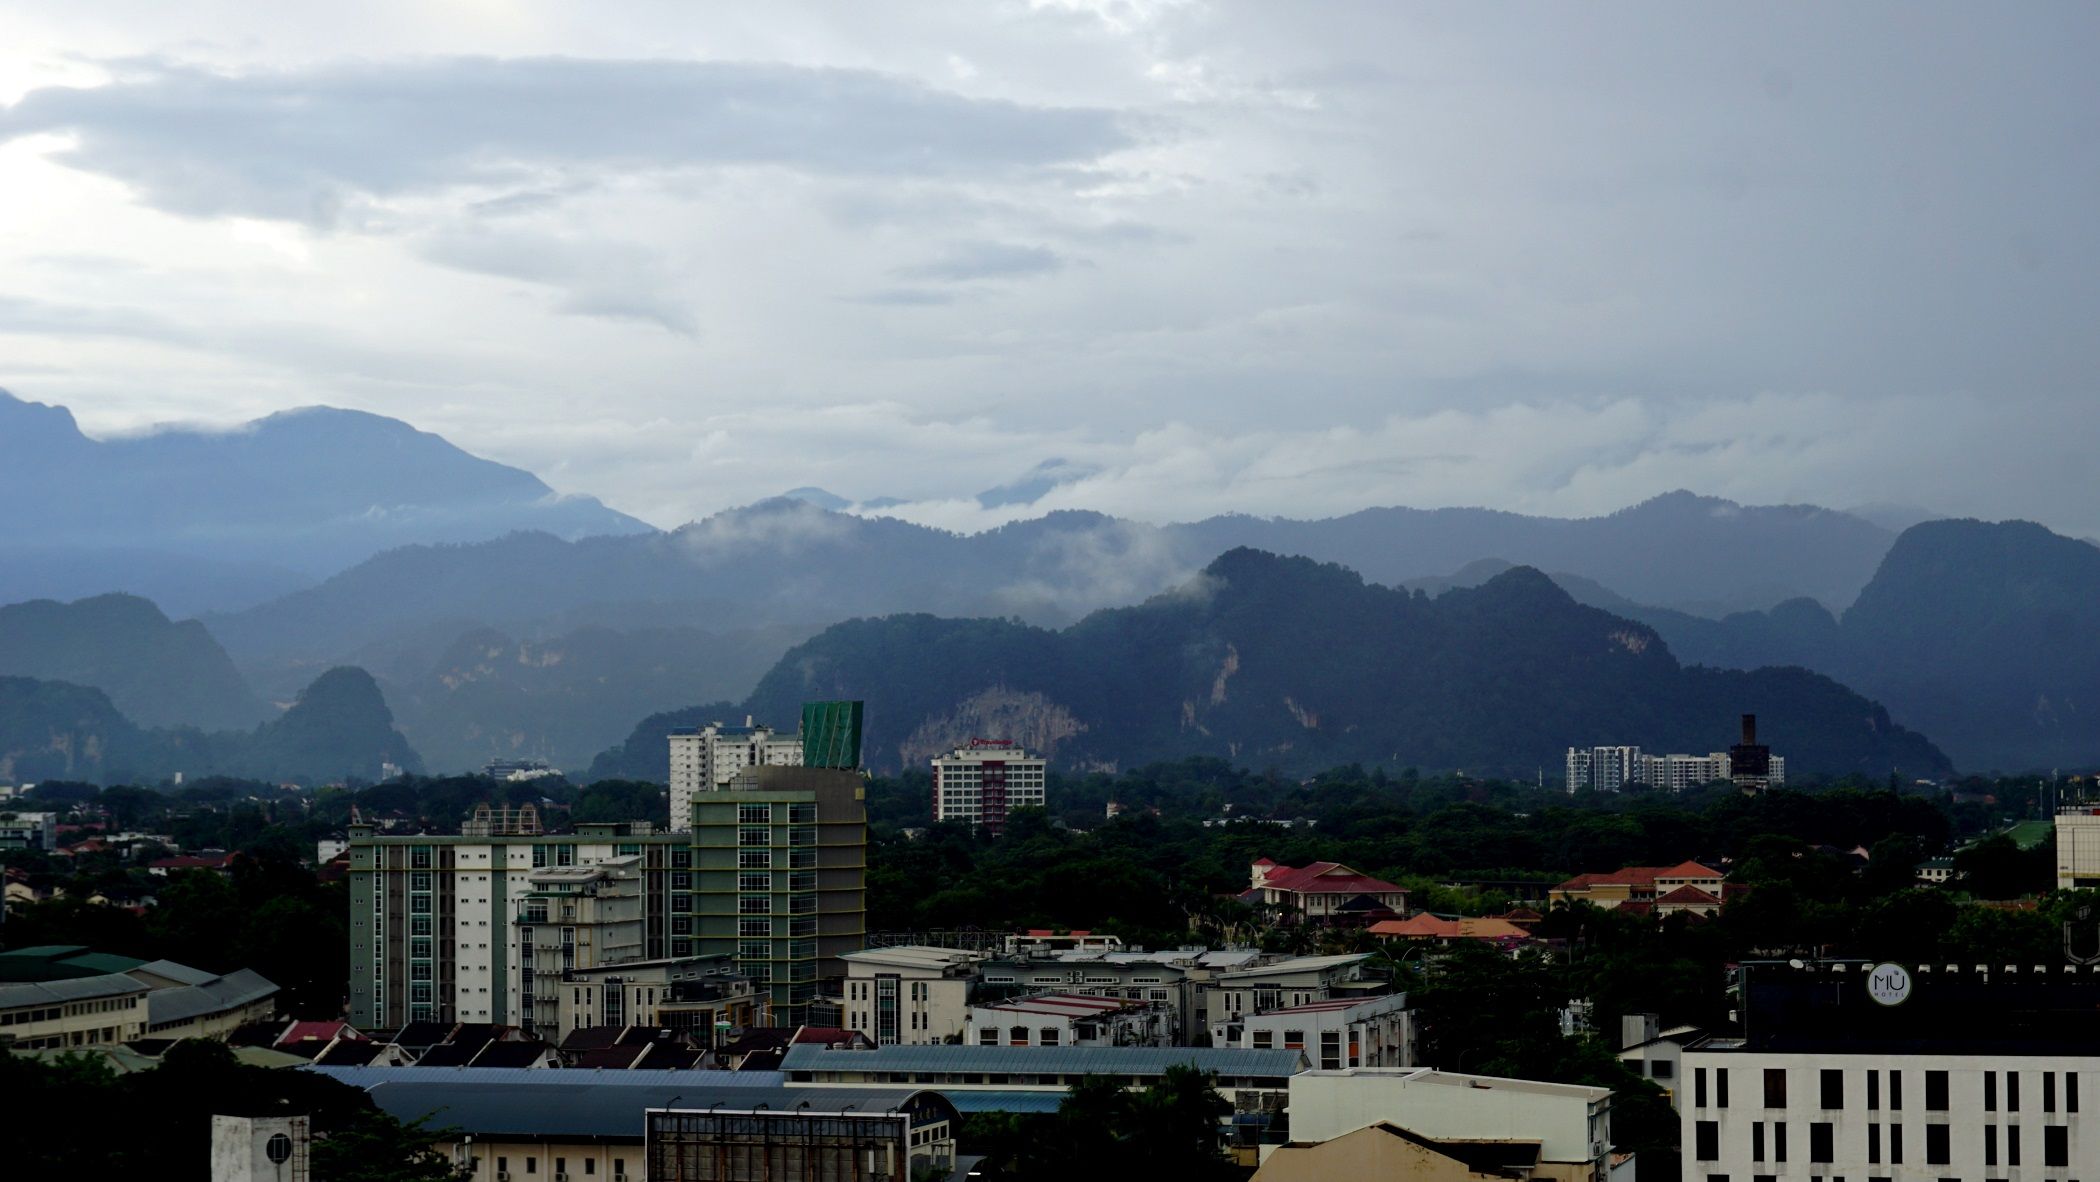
[
  {"left": 0, "top": 973, "right": 148, "bottom": 1010},
  {"left": 1654, "top": 861, "right": 1723, "bottom": 879},
  {"left": 312, "top": 1040, "right": 387, "bottom": 1067},
  {"left": 1370, "top": 914, "right": 1459, "bottom": 938},
  {"left": 1655, "top": 885, "right": 1721, "bottom": 905},
  {"left": 146, "top": 968, "right": 278, "bottom": 1027},
  {"left": 0, "top": 946, "right": 147, "bottom": 982},
  {"left": 131, "top": 959, "right": 218, "bottom": 986},
  {"left": 782, "top": 1044, "right": 1303, "bottom": 1078},
  {"left": 1259, "top": 862, "right": 1407, "bottom": 896}
]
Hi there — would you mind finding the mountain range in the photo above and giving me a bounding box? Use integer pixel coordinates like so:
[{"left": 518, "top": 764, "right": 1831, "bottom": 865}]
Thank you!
[
  {"left": 0, "top": 666, "right": 419, "bottom": 786},
  {"left": 589, "top": 549, "right": 1949, "bottom": 781},
  {"left": 2, "top": 390, "right": 2094, "bottom": 778},
  {"left": 0, "top": 388, "right": 649, "bottom": 616}
]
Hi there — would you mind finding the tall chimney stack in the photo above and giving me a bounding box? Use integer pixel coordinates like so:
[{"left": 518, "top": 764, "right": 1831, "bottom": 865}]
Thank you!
[{"left": 1741, "top": 713, "right": 1757, "bottom": 746}]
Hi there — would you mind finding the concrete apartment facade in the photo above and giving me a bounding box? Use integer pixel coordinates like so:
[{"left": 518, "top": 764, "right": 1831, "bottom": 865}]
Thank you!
[
  {"left": 930, "top": 740, "right": 1047, "bottom": 833},
  {"left": 689, "top": 766, "right": 867, "bottom": 1026},
  {"left": 667, "top": 721, "right": 803, "bottom": 833},
  {"left": 964, "top": 992, "right": 1176, "bottom": 1048}
]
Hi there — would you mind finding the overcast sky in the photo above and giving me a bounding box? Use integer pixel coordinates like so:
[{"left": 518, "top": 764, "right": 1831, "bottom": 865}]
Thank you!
[{"left": 2, "top": 2, "right": 2095, "bottom": 535}]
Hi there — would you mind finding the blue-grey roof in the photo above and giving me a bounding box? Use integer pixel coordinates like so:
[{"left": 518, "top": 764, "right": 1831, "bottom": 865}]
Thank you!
[
  {"left": 0, "top": 973, "right": 148, "bottom": 1010},
  {"left": 781, "top": 1044, "right": 1305, "bottom": 1078},
  {"left": 939, "top": 1090, "right": 1068, "bottom": 1114},
  {"left": 339, "top": 1080, "right": 937, "bottom": 1140},
  {"left": 305, "top": 1065, "right": 786, "bottom": 1089},
  {"left": 146, "top": 968, "right": 278, "bottom": 1027}
]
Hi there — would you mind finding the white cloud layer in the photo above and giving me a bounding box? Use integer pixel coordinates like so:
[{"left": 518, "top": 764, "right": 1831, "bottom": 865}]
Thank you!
[{"left": 0, "top": 2, "right": 2095, "bottom": 537}]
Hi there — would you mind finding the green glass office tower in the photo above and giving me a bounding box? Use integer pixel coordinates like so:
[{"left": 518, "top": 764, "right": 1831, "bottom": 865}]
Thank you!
[{"left": 800, "top": 700, "right": 864, "bottom": 769}]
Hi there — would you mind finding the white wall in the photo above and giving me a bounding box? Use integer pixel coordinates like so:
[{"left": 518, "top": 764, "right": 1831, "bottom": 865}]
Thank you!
[
  {"left": 1681, "top": 1048, "right": 2090, "bottom": 1179},
  {"left": 1288, "top": 1069, "right": 1609, "bottom": 1167}
]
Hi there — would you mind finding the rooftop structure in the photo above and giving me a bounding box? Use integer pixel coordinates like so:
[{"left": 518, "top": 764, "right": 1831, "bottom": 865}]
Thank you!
[
  {"left": 1285, "top": 1068, "right": 1613, "bottom": 1174},
  {"left": 2056, "top": 802, "right": 2100, "bottom": 889},
  {"left": 1549, "top": 862, "right": 1724, "bottom": 914}
]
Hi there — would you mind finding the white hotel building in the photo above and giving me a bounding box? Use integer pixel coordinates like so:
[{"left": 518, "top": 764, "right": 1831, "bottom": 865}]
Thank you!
[
  {"left": 931, "top": 741, "right": 1046, "bottom": 834},
  {"left": 1683, "top": 962, "right": 2093, "bottom": 1182}
]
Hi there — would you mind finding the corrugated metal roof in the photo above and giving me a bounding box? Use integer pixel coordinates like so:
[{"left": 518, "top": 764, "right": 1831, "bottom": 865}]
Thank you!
[
  {"left": 1215, "top": 953, "right": 1368, "bottom": 980},
  {"left": 0, "top": 973, "right": 148, "bottom": 1010},
  {"left": 340, "top": 1079, "right": 932, "bottom": 1140},
  {"left": 304, "top": 1065, "right": 787, "bottom": 1088},
  {"left": 133, "top": 959, "right": 218, "bottom": 986},
  {"left": 939, "top": 1090, "right": 1068, "bottom": 1114},
  {"left": 781, "top": 1044, "right": 1304, "bottom": 1077},
  {"left": 146, "top": 968, "right": 278, "bottom": 1027}
]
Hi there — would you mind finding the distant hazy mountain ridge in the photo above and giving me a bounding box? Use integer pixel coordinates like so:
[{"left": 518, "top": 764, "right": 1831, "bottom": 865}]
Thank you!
[
  {"left": 592, "top": 549, "right": 1950, "bottom": 782},
  {"left": 0, "top": 389, "right": 650, "bottom": 616}
]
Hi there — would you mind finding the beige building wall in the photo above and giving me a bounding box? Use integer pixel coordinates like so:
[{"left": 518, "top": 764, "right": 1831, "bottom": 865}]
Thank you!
[
  {"left": 446, "top": 1137, "right": 642, "bottom": 1182},
  {"left": 1252, "top": 1123, "right": 1532, "bottom": 1182},
  {"left": 1286, "top": 1069, "right": 1610, "bottom": 1171},
  {"left": 0, "top": 984, "right": 149, "bottom": 1049}
]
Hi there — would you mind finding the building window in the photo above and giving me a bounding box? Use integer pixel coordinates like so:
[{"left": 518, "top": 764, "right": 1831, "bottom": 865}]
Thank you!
[
  {"left": 739, "top": 895, "right": 770, "bottom": 915},
  {"left": 1868, "top": 1124, "right": 1880, "bottom": 1165},
  {"left": 1752, "top": 1122, "right": 1765, "bottom": 1162},
  {"left": 739, "top": 804, "right": 770, "bottom": 825},
  {"left": 1765, "top": 1069, "right": 1787, "bottom": 1109},
  {"left": 1651, "top": 1060, "right": 1673, "bottom": 1079},
  {"left": 1985, "top": 1124, "right": 1997, "bottom": 1166},
  {"left": 1251, "top": 1031, "right": 1273, "bottom": 1049},
  {"left": 1925, "top": 1070, "right": 1948, "bottom": 1111},
  {"left": 1985, "top": 1071, "right": 1996, "bottom": 1111},
  {"left": 1718, "top": 1068, "right": 1730, "bottom": 1108},
  {"left": 738, "top": 850, "right": 771, "bottom": 869},
  {"left": 1888, "top": 1071, "right": 1903, "bottom": 1111},
  {"left": 1821, "top": 1069, "right": 1843, "bottom": 1109},
  {"left": 1319, "top": 1030, "right": 1343, "bottom": 1070},
  {"left": 410, "top": 896, "right": 431, "bottom": 914},
  {"left": 410, "top": 871, "right": 432, "bottom": 892},
  {"left": 2069, "top": 1069, "right": 2081, "bottom": 1112},
  {"left": 670, "top": 872, "right": 692, "bottom": 890},
  {"left": 670, "top": 894, "right": 691, "bottom": 912},
  {"left": 2041, "top": 1124, "right": 2069, "bottom": 1167},
  {"left": 1810, "top": 1122, "right": 1833, "bottom": 1163},
  {"left": 1282, "top": 1029, "right": 1305, "bottom": 1049},
  {"left": 2043, "top": 1070, "right": 2057, "bottom": 1113},
  {"left": 1889, "top": 1123, "right": 1902, "bottom": 1164},
  {"left": 738, "top": 918, "right": 771, "bottom": 937},
  {"left": 738, "top": 827, "right": 770, "bottom": 847},
  {"left": 1695, "top": 1121, "right": 1719, "bottom": 1161},
  {"left": 738, "top": 873, "right": 770, "bottom": 892},
  {"left": 671, "top": 849, "right": 692, "bottom": 869},
  {"left": 2006, "top": 1123, "right": 2020, "bottom": 1166},
  {"left": 1039, "top": 1027, "right": 1060, "bottom": 1046},
  {"left": 789, "top": 804, "right": 817, "bottom": 823},
  {"left": 2006, "top": 1070, "right": 2019, "bottom": 1112},
  {"left": 1868, "top": 1071, "right": 1880, "bottom": 1111},
  {"left": 978, "top": 1027, "right": 998, "bottom": 1046},
  {"left": 1924, "top": 1123, "right": 1949, "bottom": 1165},
  {"left": 1774, "top": 1122, "right": 1787, "bottom": 1163},
  {"left": 1696, "top": 1067, "right": 1709, "bottom": 1108},
  {"left": 739, "top": 940, "right": 769, "bottom": 961},
  {"left": 670, "top": 916, "right": 692, "bottom": 935},
  {"left": 411, "top": 915, "right": 432, "bottom": 935}
]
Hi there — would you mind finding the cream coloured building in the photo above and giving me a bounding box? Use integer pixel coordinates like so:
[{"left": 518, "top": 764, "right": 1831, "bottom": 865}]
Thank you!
[
  {"left": 2056, "top": 804, "right": 2100, "bottom": 889},
  {"left": 841, "top": 945, "right": 987, "bottom": 1045},
  {"left": 0, "top": 975, "right": 149, "bottom": 1049},
  {"left": 1281, "top": 1068, "right": 1614, "bottom": 1180}
]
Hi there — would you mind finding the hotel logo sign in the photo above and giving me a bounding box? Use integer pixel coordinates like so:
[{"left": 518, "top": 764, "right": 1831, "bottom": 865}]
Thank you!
[{"left": 1866, "top": 962, "right": 1913, "bottom": 1007}]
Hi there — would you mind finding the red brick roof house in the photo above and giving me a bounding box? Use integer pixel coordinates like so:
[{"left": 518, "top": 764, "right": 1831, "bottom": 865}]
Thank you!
[{"left": 1244, "top": 860, "right": 1410, "bottom": 924}]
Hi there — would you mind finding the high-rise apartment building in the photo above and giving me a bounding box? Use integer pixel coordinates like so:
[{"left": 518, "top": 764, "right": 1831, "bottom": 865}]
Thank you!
[
  {"left": 667, "top": 720, "right": 804, "bottom": 832},
  {"left": 691, "top": 765, "right": 867, "bottom": 1027},
  {"left": 347, "top": 817, "right": 691, "bottom": 1031},
  {"left": 931, "top": 740, "right": 1047, "bottom": 833},
  {"left": 1567, "top": 729, "right": 1785, "bottom": 794}
]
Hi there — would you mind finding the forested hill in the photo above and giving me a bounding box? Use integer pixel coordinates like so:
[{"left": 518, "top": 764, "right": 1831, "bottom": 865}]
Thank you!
[
  {"left": 0, "top": 667, "right": 421, "bottom": 786},
  {"left": 0, "top": 593, "right": 265, "bottom": 731},
  {"left": 593, "top": 548, "right": 1951, "bottom": 781}
]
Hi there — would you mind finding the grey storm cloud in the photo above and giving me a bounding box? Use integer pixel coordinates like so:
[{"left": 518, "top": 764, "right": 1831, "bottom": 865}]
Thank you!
[
  {"left": 896, "top": 241, "right": 1066, "bottom": 282},
  {"left": 0, "top": 57, "right": 1136, "bottom": 223}
]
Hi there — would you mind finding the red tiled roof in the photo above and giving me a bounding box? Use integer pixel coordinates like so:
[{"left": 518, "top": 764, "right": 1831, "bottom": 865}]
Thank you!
[
  {"left": 1654, "top": 861, "right": 1723, "bottom": 879},
  {"left": 1655, "top": 885, "right": 1721, "bottom": 905},
  {"left": 1260, "top": 861, "right": 1408, "bottom": 897},
  {"left": 1369, "top": 914, "right": 1459, "bottom": 939},
  {"left": 278, "top": 1020, "right": 358, "bottom": 1046},
  {"left": 1558, "top": 861, "right": 1721, "bottom": 891}
]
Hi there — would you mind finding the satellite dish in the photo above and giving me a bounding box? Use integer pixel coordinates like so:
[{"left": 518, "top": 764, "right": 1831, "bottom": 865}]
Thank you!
[{"left": 1788, "top": 958, "right": 1805, "bottom": 969}]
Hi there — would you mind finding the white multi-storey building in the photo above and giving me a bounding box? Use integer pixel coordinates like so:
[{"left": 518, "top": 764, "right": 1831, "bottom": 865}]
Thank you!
[
  {"left": 666, "top": 720, "right": 802, "bottom": 832},
  {"left": 931, "top": 740, "right": 1046, "bottom": 833},
  {"left": 1684, "top": 961, "right": 2095, "bottom": 1182},
  {"left": 2056, "top": 804, "right": 2100, "bottom": 890},
  {"left": 841, "top": 945, "right": 988, "bottom": 1045},
  {"left": 1209, "top": 992, "right": 1414, "bottom": 1070},
  {"left": 1566, "top": 748, "right": 1784, "bottom": 794},
  {"left": 1281, "top": 1068, "right": 1615, "bottom": 1179}
]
